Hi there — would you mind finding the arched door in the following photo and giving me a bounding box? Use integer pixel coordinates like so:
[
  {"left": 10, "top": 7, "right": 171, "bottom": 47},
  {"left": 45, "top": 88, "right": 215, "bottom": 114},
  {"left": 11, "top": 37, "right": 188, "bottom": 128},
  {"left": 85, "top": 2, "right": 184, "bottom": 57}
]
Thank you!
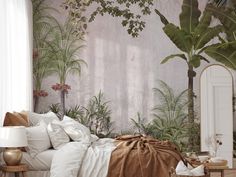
[{"left": 201, "top": 65, "right": 233, "bottom": 167}]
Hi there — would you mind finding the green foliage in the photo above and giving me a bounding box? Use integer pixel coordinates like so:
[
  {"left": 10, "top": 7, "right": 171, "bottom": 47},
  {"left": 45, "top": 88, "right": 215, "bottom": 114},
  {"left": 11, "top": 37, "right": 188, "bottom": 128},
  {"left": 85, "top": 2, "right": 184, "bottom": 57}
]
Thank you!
[
  {"left": 155, "top": 2, "right": 223, "bottom": 69},
  {"left": 48, "top": 20, "right": 86, "bottom": 84},
  {"left": 204, "top": 3, "right": 236, "bottom": 71},
  {"left": 207, "top": 3, "right": 236, "bottom": 42},
  {"left": 49, "top": 92, "right": 113, "bottom": 138},
  {"left": 131, "top": 81, "right": 195, "bottom": 151},
  {"left": 130, "top": 113, "right": 153, "bottom": 135},
  {"left": 179, "top": 0, "right": 201, "bottom": 34},
  {"left": 49, "top": 103, "right": 61, "bottom": 115},
  {"left": 63, "top": 0, "right": 155, "bottom": 37},
  {"left": 32, "top": 0, "right": 56, "bottom": 91},
  {"left": 81, "top": 91, "right": 113, "bottom": 137},
  {"left": 65, "top": 105, "right": 84, "bottom": 119},
  {"left": 205, "top": 42, "right": 236, "bottom": 69}
]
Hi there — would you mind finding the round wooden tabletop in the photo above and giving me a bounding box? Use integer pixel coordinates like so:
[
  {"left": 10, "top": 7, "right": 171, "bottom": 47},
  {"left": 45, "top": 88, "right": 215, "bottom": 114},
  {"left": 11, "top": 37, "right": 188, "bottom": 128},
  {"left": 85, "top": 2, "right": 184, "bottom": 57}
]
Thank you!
[{"left": 0, "top": 164, "right": 28, "bottom": 172}]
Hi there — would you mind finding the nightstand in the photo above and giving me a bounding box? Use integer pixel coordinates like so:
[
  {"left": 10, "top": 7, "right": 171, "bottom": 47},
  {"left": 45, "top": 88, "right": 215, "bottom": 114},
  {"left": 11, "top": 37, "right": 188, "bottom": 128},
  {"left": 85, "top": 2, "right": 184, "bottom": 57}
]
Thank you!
[{"left": 0, "top": 164, "right": 28, "bottom": 177}]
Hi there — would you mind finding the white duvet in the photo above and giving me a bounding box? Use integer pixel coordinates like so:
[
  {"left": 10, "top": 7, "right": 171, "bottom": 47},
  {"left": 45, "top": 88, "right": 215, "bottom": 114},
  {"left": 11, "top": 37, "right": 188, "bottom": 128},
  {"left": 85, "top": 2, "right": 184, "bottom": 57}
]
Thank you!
[
  {"left": 50, "top": 138, "right": 115, "bottom": 177},
  {"left": 49, "top": 119, "right": 116, "bottom": 177}
]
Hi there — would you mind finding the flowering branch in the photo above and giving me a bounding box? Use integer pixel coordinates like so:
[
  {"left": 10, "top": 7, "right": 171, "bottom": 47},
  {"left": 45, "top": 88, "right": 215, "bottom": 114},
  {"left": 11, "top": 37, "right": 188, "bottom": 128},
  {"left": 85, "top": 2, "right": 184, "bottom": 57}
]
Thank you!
[
  {"left": 33, "top": 90, "right": 48, "bottom": 97},
  {"left": 51, "top": 83, "right": 71, "bottom": 93}
]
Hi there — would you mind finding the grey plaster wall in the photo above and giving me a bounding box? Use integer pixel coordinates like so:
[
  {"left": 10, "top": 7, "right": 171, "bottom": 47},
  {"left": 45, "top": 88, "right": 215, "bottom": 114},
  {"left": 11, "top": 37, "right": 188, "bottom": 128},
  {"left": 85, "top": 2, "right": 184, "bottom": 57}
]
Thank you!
[{"left": 37, "top": 0, "right": 236, "bottom": 131}]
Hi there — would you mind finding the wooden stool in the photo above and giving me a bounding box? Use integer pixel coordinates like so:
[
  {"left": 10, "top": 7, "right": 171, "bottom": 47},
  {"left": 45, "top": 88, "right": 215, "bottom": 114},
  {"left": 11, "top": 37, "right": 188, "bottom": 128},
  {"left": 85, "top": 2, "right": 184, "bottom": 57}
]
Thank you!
[{"left": 0, "top": 164, "right": 28, "bottom": 177}]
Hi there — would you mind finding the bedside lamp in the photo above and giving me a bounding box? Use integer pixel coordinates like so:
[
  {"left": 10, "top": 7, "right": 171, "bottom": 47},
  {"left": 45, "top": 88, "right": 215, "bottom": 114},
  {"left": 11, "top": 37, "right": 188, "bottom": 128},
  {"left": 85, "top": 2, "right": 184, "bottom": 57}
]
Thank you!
[{"left": 0, "top": 126, "right": 27, "bottom": 166}]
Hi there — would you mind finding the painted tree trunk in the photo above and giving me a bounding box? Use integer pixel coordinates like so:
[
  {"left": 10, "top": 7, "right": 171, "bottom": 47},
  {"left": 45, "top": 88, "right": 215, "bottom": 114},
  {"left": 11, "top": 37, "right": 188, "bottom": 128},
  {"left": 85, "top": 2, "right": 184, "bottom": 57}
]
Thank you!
[
  {"left": 34, "top": 96, "right": 39, "bottom": 112},
  {"left": 188, "top": 65, "right": 196, "bottom": 150},
  {"left": 60, "top": 90, "right": 66, "bottom": 119}
]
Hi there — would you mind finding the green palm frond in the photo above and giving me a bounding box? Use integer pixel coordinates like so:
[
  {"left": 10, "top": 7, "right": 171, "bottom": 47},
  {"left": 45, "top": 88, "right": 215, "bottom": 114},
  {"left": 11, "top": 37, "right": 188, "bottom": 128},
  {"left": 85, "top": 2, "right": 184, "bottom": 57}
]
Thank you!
[
  {"left": 131, "top": 81, "right": 189, "bottom": 150},
  {"left": 46, "top": 19, "right": 86, "bottom": 84}
]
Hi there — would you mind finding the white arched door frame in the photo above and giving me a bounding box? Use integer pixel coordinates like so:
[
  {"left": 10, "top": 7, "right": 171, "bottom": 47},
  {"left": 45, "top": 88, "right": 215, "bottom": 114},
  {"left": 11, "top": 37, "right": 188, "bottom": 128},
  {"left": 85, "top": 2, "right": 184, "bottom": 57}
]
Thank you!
[{"left": 200, "top": 64, "right": 233, "bottom": 167}]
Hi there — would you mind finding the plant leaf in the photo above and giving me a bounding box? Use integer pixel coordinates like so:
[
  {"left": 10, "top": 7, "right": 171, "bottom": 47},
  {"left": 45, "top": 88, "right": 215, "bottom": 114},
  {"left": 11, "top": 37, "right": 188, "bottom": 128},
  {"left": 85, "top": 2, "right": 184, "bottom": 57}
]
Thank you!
[
  {"left": 163, "top": 23, "right": 192, "bottom": 52},
  {"left": 194, "top": 25, "right": 223, "bottom": 50},
  {"left": 155, "top": 9, "right": 169, "bottom": 25},
  {"left": 161, "top": 54, "right": 187, "bottom": 64},
  {"left": 189, "top": 55, "right": 201, "bottom": 68},
  {"left": 205, "top": 42, "right": 236, "bottom": 69},
  {"left": 207, "top": 4, "right": 236, "bottom": 41},
  {"left": 179, "top": 0, "right": 201, "bottom": 33},
  {"left": 194, "top": 5, "right": 212, "bottom": 35}
]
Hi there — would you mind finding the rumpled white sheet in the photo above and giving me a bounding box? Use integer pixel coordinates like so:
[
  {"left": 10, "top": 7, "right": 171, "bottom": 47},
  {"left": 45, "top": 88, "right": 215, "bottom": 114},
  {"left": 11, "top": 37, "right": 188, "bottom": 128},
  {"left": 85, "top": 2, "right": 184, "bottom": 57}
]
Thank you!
[{"left": 50, "top": 138, "right": 115, "bottom": 177}]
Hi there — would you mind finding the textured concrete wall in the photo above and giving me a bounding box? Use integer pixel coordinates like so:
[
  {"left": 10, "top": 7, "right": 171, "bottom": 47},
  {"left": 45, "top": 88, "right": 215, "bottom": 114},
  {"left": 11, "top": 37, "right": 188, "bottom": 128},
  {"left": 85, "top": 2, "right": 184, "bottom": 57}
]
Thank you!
[{"left": 37, "top": 0, "right": 236, "bottom": 131}]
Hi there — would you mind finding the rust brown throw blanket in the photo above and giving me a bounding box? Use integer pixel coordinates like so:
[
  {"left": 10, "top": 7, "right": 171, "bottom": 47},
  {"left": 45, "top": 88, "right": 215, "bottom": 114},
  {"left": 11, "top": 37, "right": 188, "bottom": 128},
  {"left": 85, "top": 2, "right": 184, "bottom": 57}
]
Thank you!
[{"left": 107, "top": 135, "right": 183, "bottom": 177}]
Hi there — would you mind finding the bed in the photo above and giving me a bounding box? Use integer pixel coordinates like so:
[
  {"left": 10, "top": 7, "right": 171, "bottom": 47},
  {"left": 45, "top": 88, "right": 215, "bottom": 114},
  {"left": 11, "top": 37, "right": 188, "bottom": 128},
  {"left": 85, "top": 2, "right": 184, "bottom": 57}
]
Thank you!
[{"left": 0, "top": 111, "right": 183, "bottom": 177}]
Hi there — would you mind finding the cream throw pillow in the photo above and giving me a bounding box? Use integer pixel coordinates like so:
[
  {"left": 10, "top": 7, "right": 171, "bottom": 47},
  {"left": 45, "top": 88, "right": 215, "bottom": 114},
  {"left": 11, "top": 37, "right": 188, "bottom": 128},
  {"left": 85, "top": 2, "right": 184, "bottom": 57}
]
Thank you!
[
  {"left": 28, "top": 111, "right": 59, "bottom": 126},
  {"left": 26, "top": 120, "right": 51, "bottom": 157},
  {"left": 61, "top": 116, "right": 91, "bottom": 143},
  {"left": 47, "top": 121, "right": 70, "bottom": 149}
]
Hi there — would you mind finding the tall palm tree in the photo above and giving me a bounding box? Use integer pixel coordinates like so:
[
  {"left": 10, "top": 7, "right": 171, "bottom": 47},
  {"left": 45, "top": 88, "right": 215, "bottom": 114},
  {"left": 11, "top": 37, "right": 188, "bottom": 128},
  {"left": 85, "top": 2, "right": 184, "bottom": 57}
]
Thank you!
[
  {"left": 49, "top": 20, "right": 86, "bottom": 117},
  {"left": 32, "top": 0, "right": 56, "bottom": 112}
]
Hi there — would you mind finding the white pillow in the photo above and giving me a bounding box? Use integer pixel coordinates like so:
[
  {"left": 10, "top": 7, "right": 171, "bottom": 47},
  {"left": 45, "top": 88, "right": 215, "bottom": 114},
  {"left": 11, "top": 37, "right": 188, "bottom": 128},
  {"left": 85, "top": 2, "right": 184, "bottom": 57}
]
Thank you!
[
  {"left": 176, "top": 161, "right": 192, "bottom": 176},
  {"left": 47, "top": 121, "right": 70, "bottom": 149},
  {"left": 191, "top": 165, "right": 205, "bottom": 176},
  {"left": 176, "top": 161, "right": 205, "bottom": 176},
  {"left": 61, "top": 116, "right": 91, "bottom": 143},
  {"left": 28, "top": 111, "right": 59, "bottom": 126},
  {"left": 26, "top": 121, "right": 51, "bottom": 157}
]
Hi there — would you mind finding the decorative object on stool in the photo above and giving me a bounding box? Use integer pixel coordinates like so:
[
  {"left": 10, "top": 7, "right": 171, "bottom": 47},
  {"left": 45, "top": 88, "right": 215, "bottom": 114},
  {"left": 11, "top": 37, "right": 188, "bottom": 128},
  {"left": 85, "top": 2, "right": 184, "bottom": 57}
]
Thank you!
[{"left": 0, "top": 126, "right": 28, "bottom": 165}]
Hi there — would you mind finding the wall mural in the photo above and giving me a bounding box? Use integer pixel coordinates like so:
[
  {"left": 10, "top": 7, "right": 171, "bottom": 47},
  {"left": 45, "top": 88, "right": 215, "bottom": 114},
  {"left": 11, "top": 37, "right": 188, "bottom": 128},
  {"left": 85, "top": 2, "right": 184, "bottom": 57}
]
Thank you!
[{"left": 32, "top": 0, "right": 236, "bottom": 154}]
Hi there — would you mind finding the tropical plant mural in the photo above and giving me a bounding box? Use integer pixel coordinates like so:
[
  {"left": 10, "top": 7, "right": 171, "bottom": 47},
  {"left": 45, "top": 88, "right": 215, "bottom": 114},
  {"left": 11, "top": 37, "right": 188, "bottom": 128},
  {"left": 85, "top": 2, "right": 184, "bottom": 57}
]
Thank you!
[
  {"left": 32, "top": 0, "right": 236, "bottom": 152},
  {"left": 32, "top": 0, "right": 56, "bottom": 111},
  {"left": 32, "top": 0, "right": 86, "bottom": 116},
  {"left": 131, "top": 81, "right": 196, "bottom": 151},
  {"left": 48, "top": 20, "right": 86, "bottom": 117}
]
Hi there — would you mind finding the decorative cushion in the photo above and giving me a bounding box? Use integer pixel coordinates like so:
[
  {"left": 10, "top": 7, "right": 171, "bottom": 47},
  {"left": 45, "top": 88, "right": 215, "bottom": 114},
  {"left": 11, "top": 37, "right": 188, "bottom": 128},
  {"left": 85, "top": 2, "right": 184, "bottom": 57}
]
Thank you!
[
  {"left": 28, "top": 111, "right": 59, "bottom": 126},
  {"left": 175, "top": 161, "right": 205, "bottom": 176},
  {"left": 3, "top": 112, "right": 28, "bottom": 126},
  {"left": 61, "top": 116, "right": 91, "bottom": 143},
  {"left": 47, "top": 121, "right": 70, "bottom": 149},
  {"left": 18, "top": 110, "right": 29, "bottom": 123},
  {"left": 26, "top": 120, "right": 51, "bottom": 157}
]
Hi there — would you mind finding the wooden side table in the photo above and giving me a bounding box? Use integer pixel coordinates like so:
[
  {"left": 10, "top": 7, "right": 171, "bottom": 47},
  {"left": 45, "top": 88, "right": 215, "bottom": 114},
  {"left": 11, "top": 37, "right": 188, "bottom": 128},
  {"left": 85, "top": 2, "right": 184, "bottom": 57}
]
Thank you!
[
  {"left": 207, "top": 166, "right": 228, "bottom": 177},
  {"left": 0, "top": 164, "right": 28, "bottom": 177}
]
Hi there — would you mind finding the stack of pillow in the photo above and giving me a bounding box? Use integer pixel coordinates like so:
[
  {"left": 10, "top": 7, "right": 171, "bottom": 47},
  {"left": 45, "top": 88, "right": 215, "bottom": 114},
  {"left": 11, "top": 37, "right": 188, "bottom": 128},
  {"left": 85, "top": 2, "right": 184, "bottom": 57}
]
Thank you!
[{"left": 3, "top": 111, "right": 93, "bottom": 158}]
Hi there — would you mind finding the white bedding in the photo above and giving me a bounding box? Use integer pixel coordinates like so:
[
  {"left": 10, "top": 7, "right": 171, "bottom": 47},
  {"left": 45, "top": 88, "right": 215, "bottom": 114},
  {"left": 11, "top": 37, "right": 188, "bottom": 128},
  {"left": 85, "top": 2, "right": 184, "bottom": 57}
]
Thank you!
[
  {"left": 22, "top": 149, "right": 56, "bottom": 171},
  {"left": 78, "top": 138, "right": 116, "bottom": 177},
  {"left": 0, "top": 116, "right": 116, "bottom": 177},
  {"left": 50, "top": 138, "right": 115, "bottom": 177}
]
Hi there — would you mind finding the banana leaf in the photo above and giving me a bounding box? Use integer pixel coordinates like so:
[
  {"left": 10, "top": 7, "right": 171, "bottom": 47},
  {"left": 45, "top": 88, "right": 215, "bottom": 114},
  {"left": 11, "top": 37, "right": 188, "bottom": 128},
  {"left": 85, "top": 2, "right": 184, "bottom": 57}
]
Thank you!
[
  {"left": 179, "top": 0, "right": 201, "bottom": 33},
  {"left": 194, "top": 5, "right": 212, "bottom": 35},
  {"left": 163, "top": 23, "right": 192, "bottom": 52},
  {"left": 206, "top": 4, "right": 236, "bottom": 41},
  {"left": 161, "top": 54, "right": 187, "bottom": 64},
  {"left": 194, "top": 25, "right": 223, "bottom": 50},
  {"left": 205, "top": 42, "right": 236, "bottom": 69}
]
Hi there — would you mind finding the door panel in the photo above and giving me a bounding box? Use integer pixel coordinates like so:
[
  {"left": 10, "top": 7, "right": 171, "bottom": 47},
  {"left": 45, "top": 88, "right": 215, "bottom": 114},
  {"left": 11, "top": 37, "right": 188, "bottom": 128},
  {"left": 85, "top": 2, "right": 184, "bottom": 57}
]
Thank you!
[{"left": 201, "top": 65, "right": 233, "bottom": 167}]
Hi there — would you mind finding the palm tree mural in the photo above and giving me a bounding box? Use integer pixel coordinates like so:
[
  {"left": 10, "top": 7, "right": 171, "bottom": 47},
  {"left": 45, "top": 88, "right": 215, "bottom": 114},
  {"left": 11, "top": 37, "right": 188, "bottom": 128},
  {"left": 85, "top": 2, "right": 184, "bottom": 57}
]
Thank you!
[
  {"left": 49, "top": 20, "right": 86, "bottom": 117},
  {"left": 155, "top": 0, "right": 225, "bottom": 149},
  {"left": 32, "top": 0, "right": 56, "bottom": 112}
]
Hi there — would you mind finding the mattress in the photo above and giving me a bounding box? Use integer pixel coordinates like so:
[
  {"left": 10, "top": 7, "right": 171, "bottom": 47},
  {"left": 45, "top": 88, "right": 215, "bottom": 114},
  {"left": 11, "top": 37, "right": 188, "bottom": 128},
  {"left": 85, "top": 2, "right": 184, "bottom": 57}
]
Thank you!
[{"left": 0, "top": 149, "right": 56, "bottom": 171}]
